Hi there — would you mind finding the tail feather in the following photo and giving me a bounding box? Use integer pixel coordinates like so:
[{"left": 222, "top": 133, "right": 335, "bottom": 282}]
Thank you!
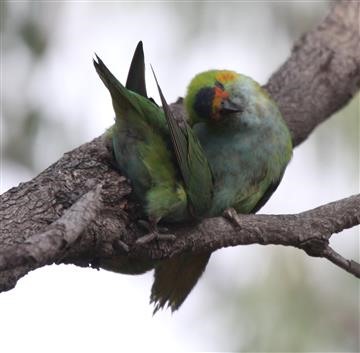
[{"left": 150, "top": 252, "right": 211, "bottom": 314}]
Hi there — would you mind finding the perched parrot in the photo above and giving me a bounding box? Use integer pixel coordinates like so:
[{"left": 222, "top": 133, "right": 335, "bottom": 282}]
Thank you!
[{"left": 94, "top": 42, "right": 293, "bottom": 313}]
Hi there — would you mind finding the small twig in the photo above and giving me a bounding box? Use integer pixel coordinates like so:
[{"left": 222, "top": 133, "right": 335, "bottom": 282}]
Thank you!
[
  {"left": 323, "top": 247, "right": 360, "bottom": 279},
  {"left": 0, "top": 184, "right": 103, "bottom": 272}
]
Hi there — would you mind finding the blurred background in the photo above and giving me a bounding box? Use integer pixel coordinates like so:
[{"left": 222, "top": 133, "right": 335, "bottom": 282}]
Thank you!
[{"left": 1, "top": 1, "right": 359, "bottom": 352}]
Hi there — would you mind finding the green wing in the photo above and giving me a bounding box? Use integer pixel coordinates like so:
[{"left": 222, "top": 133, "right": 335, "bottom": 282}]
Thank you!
[
  {"left": 125, "top": 41, "right": 147, "bottom": 98},
  {"left": 250, "top": 174, "right": 283, "bottom": 214},
  {"left": 94, "top": 55, "right": 187, "bottom": 220},
  {"left": 94, "top": 55, "right": 167, "bottom": 133},
  {"left": 94, "top": 54, "right": 146, "bottom": 117},
  {"left": 151, "top": 67, "right": 214, "bottom": 218}
]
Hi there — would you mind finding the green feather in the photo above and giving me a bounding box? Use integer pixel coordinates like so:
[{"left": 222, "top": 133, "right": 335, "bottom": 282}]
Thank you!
[
  {"left": 151, "top": 66, "right": 214, "bottom": 218},
  {"left": 94, "top": 56, "right": 187, "bottom": 221},
  {"left": 151, "top": 69, "right": 292, "bottom": 313},
  {"left": 125, "top": 41, "right": 147, "bottom": 98},
  {"left": 94, "top": 46, "right": 293, "bottom": 314}
]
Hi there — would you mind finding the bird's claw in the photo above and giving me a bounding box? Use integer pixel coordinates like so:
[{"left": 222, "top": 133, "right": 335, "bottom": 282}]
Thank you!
[
  {"left": 114, "top": 239, "right": 130, "bottom": 252},
  {"left": 136, "top": 231, "right": 176, "bottom": 245},
  {"left": 136, "top": 219, "right": 176, "bottom": 245},
  {"left": 223, "top": 208, "right": 243, "bottom": 228},
  {"left": 157, "top": 233, "right": 176, "bottom": 241},
  {"left": 136, "top": 232, "right": 157, "bottom": 245}
]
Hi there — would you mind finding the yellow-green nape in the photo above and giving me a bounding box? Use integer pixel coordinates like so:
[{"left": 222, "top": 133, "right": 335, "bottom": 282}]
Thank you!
[{"left": 184, "top": 70, "right": 239, "bottom": 125}]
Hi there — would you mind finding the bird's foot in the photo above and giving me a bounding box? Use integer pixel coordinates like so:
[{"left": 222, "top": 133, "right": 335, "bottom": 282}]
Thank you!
[
  {"left": 136, "top": 230, "right": 176, "bottom": 245},
  {"left": 223, "top": 208, "right": 243, "bottom": 228},
  {"left": 114, "top": 239, "right": 130, "bottom": 252},
  {"left": 136, "top": 220, "right": 176, "bottom": 245}
]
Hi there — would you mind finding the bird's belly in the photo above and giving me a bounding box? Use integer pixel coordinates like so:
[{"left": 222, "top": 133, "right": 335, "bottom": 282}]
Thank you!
[
  {"left": 200, "top": 133, "right": 278, "bottom": 216},
  {"left": 210, "top": 159, "right": 267, "bottom": 215}
]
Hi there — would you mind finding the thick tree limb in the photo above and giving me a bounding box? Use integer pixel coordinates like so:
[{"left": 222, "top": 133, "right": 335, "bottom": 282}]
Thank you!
[
  {"left": 264, "top": 0, "right": 360, "bottom": 146},
  {"left": 2, "top": 192, "right": 359, "bottom": 277},
  {"left": 1, "top": 0, "right": 359, "bottom": 292}
]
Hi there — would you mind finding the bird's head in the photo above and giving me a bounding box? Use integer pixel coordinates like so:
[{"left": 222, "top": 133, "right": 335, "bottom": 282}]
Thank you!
[{"left": 184, "top": 70, "right": 245, "bottom": 125}]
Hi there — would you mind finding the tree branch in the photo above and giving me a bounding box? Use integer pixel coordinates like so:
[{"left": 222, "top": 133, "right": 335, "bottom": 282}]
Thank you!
[
  {"left": 0, "top": 184, "right": 103, "bottom": 272},
  {"left": 323, "top": 247, "right": 360, "bottom": 279},
  {"left": 1, "top": 0, "right": 359, "bottom": 292},
  {"left": 265, "top": 0, "right": 360, "bottom": 146}
]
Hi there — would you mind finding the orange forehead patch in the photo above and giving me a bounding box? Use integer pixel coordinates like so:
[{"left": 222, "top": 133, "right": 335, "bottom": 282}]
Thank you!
[
  {"left": 215, "top": 70, "right": 237, "bottom": 84},
  {"left": 212, "top": 86, "right": 229, "bottom": 120}
]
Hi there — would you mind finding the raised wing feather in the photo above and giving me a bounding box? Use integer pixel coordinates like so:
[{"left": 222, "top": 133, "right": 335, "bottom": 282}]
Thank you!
[
  {"left": 151, "top": 67, "right": 213, "bottom": 218},
  {"left": 94, "top": 55, "right": 184, "bottom": 218},
  {"left": 94, "top": 55, "right": 166, "bottom": 132},
  {"left": 93, "top": 55, "right": 144, "bottom": 118},
  {"left": 125, "top": 41, "right": 147, "bottom": 98}
]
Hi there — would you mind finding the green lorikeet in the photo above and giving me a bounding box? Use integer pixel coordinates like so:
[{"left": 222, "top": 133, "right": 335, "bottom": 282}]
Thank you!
[{"left": 94, "top": 42, "right": 292, "bottom": 313}]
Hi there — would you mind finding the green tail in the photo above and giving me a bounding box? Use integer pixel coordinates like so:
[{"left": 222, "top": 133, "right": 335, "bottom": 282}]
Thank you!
[{"left": 151, "top": 252, "right": 211, "bottom": 313}]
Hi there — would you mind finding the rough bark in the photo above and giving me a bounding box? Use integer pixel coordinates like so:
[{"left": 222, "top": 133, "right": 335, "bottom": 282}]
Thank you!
[{"left": 1, "top": 0, "right": 359, "bottom": 292}]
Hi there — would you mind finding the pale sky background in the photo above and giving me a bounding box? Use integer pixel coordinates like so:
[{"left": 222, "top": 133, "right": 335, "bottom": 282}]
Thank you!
[{"left": 1, "top": 1, "right": 359, "bottom": 352}]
